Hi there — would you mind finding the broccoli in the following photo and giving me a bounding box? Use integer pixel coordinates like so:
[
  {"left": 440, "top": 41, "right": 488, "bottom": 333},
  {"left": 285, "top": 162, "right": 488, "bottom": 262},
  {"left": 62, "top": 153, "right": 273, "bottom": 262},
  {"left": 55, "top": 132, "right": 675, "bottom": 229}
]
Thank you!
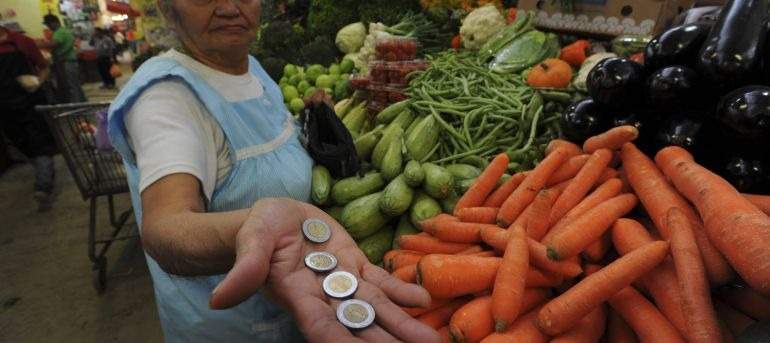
[
  {"left": 253, "top": 20, "right": 305, "bottom": 65},
  {"left": 300, "top": 36, "right": 339, "bottom": 66},
  {"left": 306, "top": 0, "right": 359, "bottom": 39},
  {"left": 259, "top": 57, "right": 288, "bottom": 83},
  {"left": 359, "top": 0, "right": 420, "bottom": 26}
]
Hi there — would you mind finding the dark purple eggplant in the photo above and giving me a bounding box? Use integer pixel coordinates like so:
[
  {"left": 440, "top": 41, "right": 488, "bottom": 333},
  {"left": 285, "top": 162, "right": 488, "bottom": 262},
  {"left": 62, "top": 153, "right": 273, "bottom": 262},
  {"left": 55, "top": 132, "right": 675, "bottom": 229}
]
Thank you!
[
  {"left": 715, "top": 85, "right": 770, "bottom": 147},
  {"left": 696, "top": 0, "right": 768, "bottom": 89},
  {"left": 586, "top": 57, "right": 646, "bottom": 109},
  {"left": 722, "top": 156, "right": 768, "bottom": 192},
  {"left": 654, "top": 114, "right": 706, "bottom": 155},
  {"left": 646, "top": 66, "right": 701, "bottom": 109},
  {"left": 560, "top": 98, "right": 609, "bottom": 143},
  {"left": 644, "top": 23, "right": 712, "bottom": 71}
]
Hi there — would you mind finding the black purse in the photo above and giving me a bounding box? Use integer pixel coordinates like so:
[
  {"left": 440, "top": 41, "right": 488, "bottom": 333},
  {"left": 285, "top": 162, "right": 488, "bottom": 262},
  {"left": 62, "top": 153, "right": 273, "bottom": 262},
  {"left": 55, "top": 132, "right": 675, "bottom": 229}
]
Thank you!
[{"left": 299, "top": 101, "right": 361, "bottom": 178}]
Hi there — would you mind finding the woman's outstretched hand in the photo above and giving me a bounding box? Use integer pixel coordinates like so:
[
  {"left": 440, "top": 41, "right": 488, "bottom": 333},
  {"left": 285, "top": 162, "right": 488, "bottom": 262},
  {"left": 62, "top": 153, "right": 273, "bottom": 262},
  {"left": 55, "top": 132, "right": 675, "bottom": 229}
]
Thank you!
[{"left": 208, "top": 198, "right": 440, "bottom": 343}]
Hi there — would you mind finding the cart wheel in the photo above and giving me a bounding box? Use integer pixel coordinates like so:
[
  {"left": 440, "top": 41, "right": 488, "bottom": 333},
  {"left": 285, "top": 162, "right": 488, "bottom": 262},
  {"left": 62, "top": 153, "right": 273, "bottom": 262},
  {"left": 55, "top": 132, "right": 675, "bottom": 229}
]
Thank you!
[{"left": 92, "top": 257, "right": 107, "bottom": 294}]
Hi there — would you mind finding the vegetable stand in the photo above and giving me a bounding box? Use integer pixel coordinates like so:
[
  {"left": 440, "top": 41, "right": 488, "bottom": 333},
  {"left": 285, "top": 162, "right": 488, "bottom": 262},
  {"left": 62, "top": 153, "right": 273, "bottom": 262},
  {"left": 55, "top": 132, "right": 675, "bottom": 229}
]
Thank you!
[{"left": 36, "top": 102, "right": 136, "bottom": 294}]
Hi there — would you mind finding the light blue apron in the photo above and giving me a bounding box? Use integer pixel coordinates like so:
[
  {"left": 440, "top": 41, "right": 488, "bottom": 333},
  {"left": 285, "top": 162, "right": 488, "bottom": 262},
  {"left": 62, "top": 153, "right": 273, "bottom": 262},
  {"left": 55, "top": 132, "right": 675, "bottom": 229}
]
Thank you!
[{"left": 107, "top": 55, "right": 313, "bottom": 342}]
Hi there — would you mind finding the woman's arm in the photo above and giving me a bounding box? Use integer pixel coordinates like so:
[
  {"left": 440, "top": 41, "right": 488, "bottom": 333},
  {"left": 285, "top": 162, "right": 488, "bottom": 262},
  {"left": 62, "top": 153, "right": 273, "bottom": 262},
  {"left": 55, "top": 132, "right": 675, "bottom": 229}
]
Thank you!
[{"left": 140, "top": 172, "right": 249, "bottom": 276}]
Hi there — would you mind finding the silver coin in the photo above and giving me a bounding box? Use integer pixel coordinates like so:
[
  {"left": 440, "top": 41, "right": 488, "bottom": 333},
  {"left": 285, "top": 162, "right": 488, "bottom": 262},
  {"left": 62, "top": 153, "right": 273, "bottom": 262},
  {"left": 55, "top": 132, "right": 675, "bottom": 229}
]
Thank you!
[
  {"left": 337, "top": 299, "right": 375, "bottom": 329},
  {"left": 304, "top": 251, "right": 337, "bottom": 272},
  {"left": 302, "top": 219, "right": 331, "bottom": 243},
  {"left": 322, "top": 271, "right": 358, "bottom": 298}
]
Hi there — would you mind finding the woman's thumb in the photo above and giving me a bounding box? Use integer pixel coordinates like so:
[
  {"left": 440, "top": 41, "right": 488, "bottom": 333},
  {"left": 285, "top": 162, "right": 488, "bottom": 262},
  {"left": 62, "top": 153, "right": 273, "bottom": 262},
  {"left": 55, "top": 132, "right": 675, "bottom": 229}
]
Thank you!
[{"left": 208, "top": 234, "right": 274, "bottom": 310}]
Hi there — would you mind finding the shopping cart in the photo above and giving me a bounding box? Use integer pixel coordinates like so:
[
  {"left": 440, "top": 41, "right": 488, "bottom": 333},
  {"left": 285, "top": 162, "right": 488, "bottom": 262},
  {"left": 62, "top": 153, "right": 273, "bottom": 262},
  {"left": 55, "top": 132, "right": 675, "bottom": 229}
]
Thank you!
[{"left": 36, "top": 102, "right": 136, "bottom": 293}]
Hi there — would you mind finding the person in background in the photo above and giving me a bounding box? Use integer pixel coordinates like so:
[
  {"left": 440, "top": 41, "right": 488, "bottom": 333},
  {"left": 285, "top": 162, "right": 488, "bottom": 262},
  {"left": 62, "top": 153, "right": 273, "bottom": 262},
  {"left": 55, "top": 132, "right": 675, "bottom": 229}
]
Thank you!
[
  {"left": 92, "top": 28, "right": 116, "bottom": 89},
  {"left": 40, "top": 14, "right": 86, "bottom": 103},
  {"left": 0, "top": 20, "right": 57, "bottom": 211}
]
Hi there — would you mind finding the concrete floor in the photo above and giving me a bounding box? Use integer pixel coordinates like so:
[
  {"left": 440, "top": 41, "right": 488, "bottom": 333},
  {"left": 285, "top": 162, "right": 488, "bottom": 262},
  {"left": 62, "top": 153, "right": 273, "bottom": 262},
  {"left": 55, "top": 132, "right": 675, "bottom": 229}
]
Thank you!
[{"left": 0, "top": 68, "right": 164, "bottom": 342}]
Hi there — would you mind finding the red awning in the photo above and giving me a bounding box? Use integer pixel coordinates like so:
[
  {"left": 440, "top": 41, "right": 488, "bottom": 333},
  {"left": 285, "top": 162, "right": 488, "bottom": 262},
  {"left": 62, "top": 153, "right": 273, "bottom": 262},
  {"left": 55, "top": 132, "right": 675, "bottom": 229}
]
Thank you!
[{"left": 106, "top": 1, "right": 141, "bottom": 17}]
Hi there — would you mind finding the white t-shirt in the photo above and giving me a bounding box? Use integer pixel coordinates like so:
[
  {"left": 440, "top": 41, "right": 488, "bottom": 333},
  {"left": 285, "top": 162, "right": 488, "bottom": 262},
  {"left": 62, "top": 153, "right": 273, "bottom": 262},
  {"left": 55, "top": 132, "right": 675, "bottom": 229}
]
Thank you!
[{"left": 124, "top": 49, "right": 264, "bottom": 202}]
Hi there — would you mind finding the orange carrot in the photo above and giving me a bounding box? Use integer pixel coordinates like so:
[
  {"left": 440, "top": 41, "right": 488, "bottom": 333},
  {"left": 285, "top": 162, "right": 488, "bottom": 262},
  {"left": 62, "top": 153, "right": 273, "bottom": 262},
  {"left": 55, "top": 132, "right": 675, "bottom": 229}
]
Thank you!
[
  {"left": 520, "top": 288, "right": 553, "bottom": 314},
  {"left": 470, "top": 251, "right": 497, "bottom": 257},
  {"left": 456, "top": 207, "right": 499, "bottom": 224},
  {"left": 714, "top": 299, "right": 756, "bottom": 336},
  {"left": 547, "top": 154, "right": 591, "bottom": 186},
  {"left": 392, "top": 264, "right": 417, "bottom": 283},
  {"left": 398, "top": 235, "right": 474, "bottom": 254},
  {"left": 438, "top": 326, "right": 452, "bottom": 343},
  {"left": 527, "top": 267, "right": 564, "bottom": 288},
  {"left": 419, "top": 213, "right": 460, "bottom": 234},
  {"left": 546, "top": 139, "right": 582, "bottom": 158},
  {"left": 608, "top": 308, "right": 639, "bottom": 343},
  {"left": 418, "top": 298, "right": 469, "bottom": 329},
  {"left": 402, "top": 298, "right": 451, "bottom": 318},
  {"left": 617, "top": 167, "right": 632, "bottom": 193},
  {"left": 608, "top": 286, "right": 685, "bottom": 343},
  {"left": 611, "top": 218, "right": 688, "bottom": 337},
  {"left": 481, "top": 306, "right": 548, "bottom": 343},
  {"left": 743, "top": 193, "right": 770, "bottom": 216},
  {"left": 417, "top": 254, "right": 501, "bottom": 299},
  {"left": 656, "top": 146, "right": 770, "bottom": 295},
  {"left": 480, "top": 226, "right": 509, "bottom": 253},
  {"left": 582, "top": 232, "right": 611, "bottom": 263},
  {"left": 543, "top": 178, "right": 623, "bottom": 244},
  {"left": 550, "top": 177, "right": 573, "bottom": 194},
  {"left": 517, "top": 188, "right": 560, "bottom": 241},
  {"left": 537, "top": 241, "right": 670, "bottom": 335},
  {"left": 483, "top": 173, "right": 527, "bottom": 208},
  {"left": 596, "top": 168, "right": 619, "bottom": 185},
  {"left": 456, "top": 153, "right": 509, "bottom": 213},
  {"left": 582, "top": 263, "right": 603, "bottom": 276},
  {"left": 384, "top": 250, "right": 424, "bottom": 271},
  {"left": 547, "top": 194, "right": 638, "bottom": 260},
  {"left": 457, "top": 245, "right": 485, "bottom": 255},
  {"left": 431, "top": 221, "right": 495, "bottom": 244},
  {"left": 583, "top": 125, "right": 639, "bottom": 153},
  {"left": 497, "top": 148, "right": 569, "bottom": 227},
  {"left": 549, "top": 149, "right": 613, "bottom": 226},
  {"left": 668, "top": 207, "right": 722, "bottom": 342},
  {"left": 528, "top": 239, "right": 583, "bottom": 278},
  {"left": 449, "top": 295, "right": 494, "bottom": 343},
  {"left": 550, "top": 305, "right": 606, "bottom": 343},
  {"left": 621, "top": 143, "right": 735, "bottom": 286},
  {"left": 492, "top": 225, "right": 529, "bottom": 332},
  {"left": 716, "top": 284, "right": 770, "bottom": 321}
]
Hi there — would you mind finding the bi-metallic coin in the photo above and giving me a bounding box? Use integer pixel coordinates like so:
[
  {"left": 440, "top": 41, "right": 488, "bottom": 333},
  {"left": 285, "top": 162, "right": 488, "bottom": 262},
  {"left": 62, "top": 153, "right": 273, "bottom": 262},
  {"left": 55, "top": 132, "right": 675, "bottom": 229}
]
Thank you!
[
  {"left": 337, "top": 299, "right": 375, "bottom": 329},
  {"left": 304, "top": 251, "right": 338, "bottom": 272},
  {"left": 322, "top": 271, "right": 358, "bottom": 298},
  {"left": 302, "top": 218, "right": 331, "bottom": 243}
]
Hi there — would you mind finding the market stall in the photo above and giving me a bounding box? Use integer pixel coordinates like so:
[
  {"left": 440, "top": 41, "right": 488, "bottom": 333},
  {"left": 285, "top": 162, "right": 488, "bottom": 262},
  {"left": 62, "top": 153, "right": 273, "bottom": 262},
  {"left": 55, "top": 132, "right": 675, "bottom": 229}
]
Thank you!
[{"left": 263, "top": 0, "right": 770, "bottom": 341}]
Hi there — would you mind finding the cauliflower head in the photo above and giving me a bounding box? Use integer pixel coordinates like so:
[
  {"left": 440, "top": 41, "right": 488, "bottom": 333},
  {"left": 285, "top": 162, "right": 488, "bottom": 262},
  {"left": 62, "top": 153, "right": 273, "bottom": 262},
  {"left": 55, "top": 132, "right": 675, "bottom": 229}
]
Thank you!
[
  {"left": 336, "top": 22, "right": 367, "bottom": 54},
  {"left": 459, "top": 4, "right": 506, "bottom": 50}
]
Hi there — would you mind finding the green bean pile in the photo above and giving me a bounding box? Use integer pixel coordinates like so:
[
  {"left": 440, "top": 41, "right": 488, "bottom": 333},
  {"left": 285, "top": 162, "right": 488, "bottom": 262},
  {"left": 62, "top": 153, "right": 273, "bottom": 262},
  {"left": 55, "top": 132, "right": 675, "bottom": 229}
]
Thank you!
[{"left": 407, "top": 51, "right": 561, "bottom": 171}]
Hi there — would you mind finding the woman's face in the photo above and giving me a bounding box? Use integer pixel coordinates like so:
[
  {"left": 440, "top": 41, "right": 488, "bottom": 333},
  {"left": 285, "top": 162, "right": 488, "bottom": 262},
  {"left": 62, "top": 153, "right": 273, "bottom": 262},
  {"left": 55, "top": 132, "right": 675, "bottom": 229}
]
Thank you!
[{"left": 170, "top": 0, "right": 260, "bottom": 54}]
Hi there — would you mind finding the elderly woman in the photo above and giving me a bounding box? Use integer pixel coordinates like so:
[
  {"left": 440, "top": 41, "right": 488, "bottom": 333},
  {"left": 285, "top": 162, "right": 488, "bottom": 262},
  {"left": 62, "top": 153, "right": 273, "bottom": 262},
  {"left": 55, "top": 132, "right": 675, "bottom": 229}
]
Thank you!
[{"left": 107, "top": 1, "right": 440, "bottom": 342}]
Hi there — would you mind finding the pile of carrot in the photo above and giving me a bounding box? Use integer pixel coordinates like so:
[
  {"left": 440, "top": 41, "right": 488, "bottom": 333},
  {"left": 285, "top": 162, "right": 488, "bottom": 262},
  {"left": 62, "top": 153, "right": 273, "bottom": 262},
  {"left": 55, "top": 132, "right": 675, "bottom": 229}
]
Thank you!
[{"left": 385, "top": 125, "right": 770, "bottom": 343}]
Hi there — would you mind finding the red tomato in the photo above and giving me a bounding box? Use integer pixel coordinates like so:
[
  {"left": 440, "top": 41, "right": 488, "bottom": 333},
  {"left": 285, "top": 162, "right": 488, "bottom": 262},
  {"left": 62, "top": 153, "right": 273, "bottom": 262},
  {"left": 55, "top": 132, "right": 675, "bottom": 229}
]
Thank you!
[{"left": 451, "top": 35, "right": 462, "bottom": 50}]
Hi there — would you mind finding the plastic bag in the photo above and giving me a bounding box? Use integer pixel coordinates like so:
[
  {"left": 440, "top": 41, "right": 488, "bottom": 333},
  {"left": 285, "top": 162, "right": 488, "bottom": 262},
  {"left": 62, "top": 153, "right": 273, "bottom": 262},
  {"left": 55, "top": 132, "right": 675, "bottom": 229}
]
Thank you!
[
  {"left": 299, "top": 101, "right": 360, "bottom": 178},
  {"left": 94, "top": 109, "right": 113, "bottom": 152}
]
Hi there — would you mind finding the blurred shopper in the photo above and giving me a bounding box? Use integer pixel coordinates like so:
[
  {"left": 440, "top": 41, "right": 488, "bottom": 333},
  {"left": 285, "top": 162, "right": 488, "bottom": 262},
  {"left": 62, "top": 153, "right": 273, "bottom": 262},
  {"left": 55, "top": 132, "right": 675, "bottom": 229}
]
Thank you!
[
  {"left": 0, "top": 21, "right": 57, "bottom": 211},
  {"left": 41, "top": 14, "right": 86, "bottom": 103},
  {"left": 92, "top": 28, "right": 116, "bottom": 89}
]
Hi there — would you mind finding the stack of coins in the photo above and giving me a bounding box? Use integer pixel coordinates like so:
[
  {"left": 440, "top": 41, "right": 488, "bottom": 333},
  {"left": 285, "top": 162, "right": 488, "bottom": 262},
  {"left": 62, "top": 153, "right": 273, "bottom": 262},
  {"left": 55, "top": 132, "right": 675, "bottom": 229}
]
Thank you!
[{"left": 301, "top": 219, "right": 375, "bottom": 330}]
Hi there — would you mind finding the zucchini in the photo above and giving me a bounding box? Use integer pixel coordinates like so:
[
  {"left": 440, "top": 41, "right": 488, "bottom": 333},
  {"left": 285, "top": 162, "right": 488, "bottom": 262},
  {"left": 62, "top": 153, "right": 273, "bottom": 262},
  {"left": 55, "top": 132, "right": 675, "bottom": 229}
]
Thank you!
[
  {"left": 311, "top": 165, "right": 332, "bottom": 205},
  {"left": 327, "top": 206, "right": 344, "bottom": 222},
  {"left": 456, "top": 177, "right": 476, "bottom": 194},
  {"left": 409, "top": 192, "right": 443, "bottom": 228},
  {"left": 405, "top": 116, "right": 440, "bottom": 161},
  {"left": 354, "top": 125, "right": 384, "bottom": 161},
  {"left": 387, "top": 109, "right": 415, "bottom": 132},
  {"left": 375, "top": 100, "right": 410, "bottom": 124},
  {"left": 404, "top": 114, "right": 423, "bottom": 138},
  {"left": 331, "top": 172, "right": 385, "bottom": 205},
  {"left": 381, "top": 132, "right": 404, "bottom": 181},
  {"left": 372, "top": 126, "right": 404, "bottom": 169},
  {"left": 379, "top": 175, "right": 414, "bottom": 217},
  {"left": 342, "top": 102, "right": 368, "bottom": 133},
  {"left": 403, "top": 160, "right": 425, "bottom": 187},
  {"left": 341, "top": 192, "right": 390, "bottom": 239},
  {"left": 393, "top": 215, "right": 420, "bottom": 249},
  {"left": 446, "top": 164, "right": 482, "bottom": 180},
  {"left": 422, "top": 163, "right": 454, "bottom": 200},
  {"left": 440, "top": 190, "right": 459, "bottom": 214},
  {"left": 357, "top": 226, "right": 395, "bottom": 264},
  {"left": 334, "top": 98, "right": 354, "bottom": 119},
  {"left": 459, "top": 155, "right": 489, "bottom": 170}
]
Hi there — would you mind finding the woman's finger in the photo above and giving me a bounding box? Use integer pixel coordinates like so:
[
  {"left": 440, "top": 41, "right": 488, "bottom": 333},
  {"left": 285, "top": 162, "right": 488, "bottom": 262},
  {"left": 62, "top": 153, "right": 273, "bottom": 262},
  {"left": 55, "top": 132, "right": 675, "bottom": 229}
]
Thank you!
[
  {"left": 362, "top": 263, "right": 432, "bottom": 308},
  {"left": 291, "top": 295, "right": 365, "bottom": 343},
  {"left": 355, "top": 281, "right": 441, "bottom": 343}
]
